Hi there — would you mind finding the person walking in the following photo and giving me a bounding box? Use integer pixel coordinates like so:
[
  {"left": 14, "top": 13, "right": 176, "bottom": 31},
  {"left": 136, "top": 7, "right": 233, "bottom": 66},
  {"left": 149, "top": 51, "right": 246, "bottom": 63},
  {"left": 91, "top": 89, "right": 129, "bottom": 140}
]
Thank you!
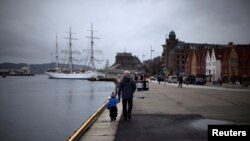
[
  {"left": 178, "top": 75, "right": 183, "bottom": 88},
  {"left": 158, "top": 75, "right": 161, "bottom": 84},
  {"left": 134, "top": 75, "right": 138, "bottom": 84},
  {"left": 107, "top": 92, "right": 120, "bottom": 121},
  {"left": 118, "top": 70, "right": 136, "bottom": 121}
]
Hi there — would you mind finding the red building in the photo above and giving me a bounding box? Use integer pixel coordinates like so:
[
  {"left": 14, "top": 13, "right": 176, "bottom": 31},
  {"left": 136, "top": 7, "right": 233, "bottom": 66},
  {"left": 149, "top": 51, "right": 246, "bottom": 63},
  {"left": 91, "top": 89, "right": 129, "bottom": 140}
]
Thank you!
[
  {"left": 196, "top": 47, "right": 206, "bottom": 76},
  {"left": 184, "top": 49, "right": 193, "bottom": 75},
  {"left": 221, "top": 44, "right": 250, "bottom": 83},
  {"left": 235, "top": 45, "right": 250, "bottom": 83},
  {"left": 221, "top": 46, "right": 231, "bottom": 83},
  {"left": 161, "top": 31, "right": 249, "bottom": 84}
]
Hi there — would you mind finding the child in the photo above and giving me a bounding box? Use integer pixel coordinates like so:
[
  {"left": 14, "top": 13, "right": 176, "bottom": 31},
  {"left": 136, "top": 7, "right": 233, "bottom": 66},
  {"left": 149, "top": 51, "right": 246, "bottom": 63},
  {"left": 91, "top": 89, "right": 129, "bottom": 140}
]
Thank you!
[{"left": 107, "top": 92, "right": 120, "bottom": 121}]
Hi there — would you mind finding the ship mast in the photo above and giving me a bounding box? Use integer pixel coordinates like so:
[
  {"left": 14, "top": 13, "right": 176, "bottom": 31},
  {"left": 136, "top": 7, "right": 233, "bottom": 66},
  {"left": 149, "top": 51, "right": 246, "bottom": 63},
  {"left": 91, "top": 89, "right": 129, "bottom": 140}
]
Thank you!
[
  {"left": 86, "top": 24, "right": 100, "bottom": 70},
  {"left": 65, "top": 27, "right": 77, "bottom": 73},
  {"left": 55, "top": 34, "right": 59, "bottom": 69}
]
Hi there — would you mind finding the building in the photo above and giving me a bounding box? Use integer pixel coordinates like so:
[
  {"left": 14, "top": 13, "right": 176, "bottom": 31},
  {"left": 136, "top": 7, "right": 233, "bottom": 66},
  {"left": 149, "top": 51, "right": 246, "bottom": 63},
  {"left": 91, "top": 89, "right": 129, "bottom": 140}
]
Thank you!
[
  {"left": 162, "top": 31, "right": 187, "bottom": 76},
  {"left": 222, "top": 44, "right": 250, "bottom": 83},
  {"left": 196, "top": 47, "right": 206, "bottom": 76},
  {"left": 214, "top": 48, "right": 224, "bottom": 81},
  {"left": 191, "top": 50, "right": 197, "bottom": 75},
  {"left": 162, "top": 31, "right": 250, "bottom": 83},
  {"left": 143, "top": 56, "right": 162, "bottom": 75},
  {"left": 112, "top": 52, "right": 143, "bottom": 71},
  {"left": 206, "top": 48, "right": 223, "bottom": 82},
  {"left": 236, "top": 45, "right": 250, "bottom": 80},
  {"left": 221, "top": 47, "right": 231, "bottom": 83},
  {"left": 107, "top": 52, "right": 144, "bottom": 77},
  {"left": 162, "top": 31, "right": 224, "bottom": 76},
  {"left": 184, "top": 49, "right": 193, "bottom": 75}
]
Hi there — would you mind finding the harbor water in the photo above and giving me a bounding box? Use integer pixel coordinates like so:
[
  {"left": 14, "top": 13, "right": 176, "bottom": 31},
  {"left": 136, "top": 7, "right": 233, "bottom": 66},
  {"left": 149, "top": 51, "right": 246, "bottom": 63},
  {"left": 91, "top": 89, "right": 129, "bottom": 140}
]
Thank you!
[{"left": 0, "top": 75, "right": 115, "bottom": 141}]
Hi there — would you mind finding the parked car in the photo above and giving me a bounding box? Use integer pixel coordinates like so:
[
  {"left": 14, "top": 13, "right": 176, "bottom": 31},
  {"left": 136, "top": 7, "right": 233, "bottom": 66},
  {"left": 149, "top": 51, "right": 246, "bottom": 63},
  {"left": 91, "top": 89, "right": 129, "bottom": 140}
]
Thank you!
[
  {"left": 195, "top": 75, "right": 206, "bottom": 85},
  {"left": 168, "top": 76, "right": 177, "bottom": 83},
  {"left": 150, "top": 76, "right": 156, "bottom": 81},
  {"left": 184, "top": 75, "right": 196, "bottom": 84},
  {"left": 184, "top": 75, "right": 206, "bottom": 85},
  {"left": 157, "top": 75, "right": 165, "bottom": 81}
]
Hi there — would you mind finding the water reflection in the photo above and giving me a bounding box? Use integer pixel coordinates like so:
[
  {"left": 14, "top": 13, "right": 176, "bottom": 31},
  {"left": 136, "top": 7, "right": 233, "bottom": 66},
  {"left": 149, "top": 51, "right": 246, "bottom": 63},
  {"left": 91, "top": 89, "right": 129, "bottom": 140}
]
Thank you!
[
  {"left": 67, "top": 90, "right": 73, "bottom": 104},
  {"left": 0, "top": 75, "right": 115, "bottom": 141},
  {"left": 89, "top": 82, "right": 95, "bottom": 100}
]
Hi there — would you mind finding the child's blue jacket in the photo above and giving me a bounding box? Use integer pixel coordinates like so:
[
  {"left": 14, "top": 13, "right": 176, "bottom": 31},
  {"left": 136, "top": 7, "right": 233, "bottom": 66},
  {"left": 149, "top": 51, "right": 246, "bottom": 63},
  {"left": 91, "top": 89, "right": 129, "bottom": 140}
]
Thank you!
[{"left": 107, "top": 98, "right": 120, "bottom": 109}]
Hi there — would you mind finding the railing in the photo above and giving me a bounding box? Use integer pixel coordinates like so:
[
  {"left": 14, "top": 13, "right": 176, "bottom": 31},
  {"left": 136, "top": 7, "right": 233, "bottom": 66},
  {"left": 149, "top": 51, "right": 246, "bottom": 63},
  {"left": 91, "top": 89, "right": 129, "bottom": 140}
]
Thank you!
[{"left": 68, "top": 98, "right": 109, "bottom": 141}]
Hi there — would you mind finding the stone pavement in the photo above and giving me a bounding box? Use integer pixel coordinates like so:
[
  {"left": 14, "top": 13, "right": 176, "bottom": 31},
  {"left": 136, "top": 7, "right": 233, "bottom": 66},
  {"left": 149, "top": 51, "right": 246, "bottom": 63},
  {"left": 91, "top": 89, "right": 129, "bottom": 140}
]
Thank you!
[
  {"left": 80, "top": 82, "right": 250, "bottom": 141},
  {"left": 78, "top": 103, "right": 122, "bottom": 141},
  {"left": 150, "top": 80, "right": 250, "bottom": 92},
  {"left": 115, "top": 114, "right": 207, "bottom": 141},
  {"left": 114, "top": 82, "right": 250, "bottom": 141}
]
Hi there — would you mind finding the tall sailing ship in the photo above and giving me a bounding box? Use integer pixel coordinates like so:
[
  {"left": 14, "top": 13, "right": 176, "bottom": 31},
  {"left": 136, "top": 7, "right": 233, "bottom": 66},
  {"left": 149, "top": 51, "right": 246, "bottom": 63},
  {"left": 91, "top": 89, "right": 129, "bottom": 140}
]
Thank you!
[{"left": 45, "top": 25, "right": 104, "bottom": 79}]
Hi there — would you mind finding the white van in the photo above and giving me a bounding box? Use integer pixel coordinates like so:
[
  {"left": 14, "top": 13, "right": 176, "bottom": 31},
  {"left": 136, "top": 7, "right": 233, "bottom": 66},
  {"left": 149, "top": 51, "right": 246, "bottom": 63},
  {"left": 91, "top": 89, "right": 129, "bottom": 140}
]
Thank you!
[{"left": 168, "top": 76, "right": 177, "bottom": 83}]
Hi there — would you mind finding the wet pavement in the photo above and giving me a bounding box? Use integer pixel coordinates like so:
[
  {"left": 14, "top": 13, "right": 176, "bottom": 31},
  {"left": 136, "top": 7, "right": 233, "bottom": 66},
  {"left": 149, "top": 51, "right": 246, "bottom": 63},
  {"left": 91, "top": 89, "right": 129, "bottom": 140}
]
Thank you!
[
  {"left": 78, "top": 103, "right": 122, "bottom": 141},
  {"left": 80, "top": 82, "right": 250, "bottom": 141},
  {"left": 150, "top": 80, "right": 250, "bottom": 92},
  {"left": 115, "top": 114, "right": 207, "bottom": 141}
]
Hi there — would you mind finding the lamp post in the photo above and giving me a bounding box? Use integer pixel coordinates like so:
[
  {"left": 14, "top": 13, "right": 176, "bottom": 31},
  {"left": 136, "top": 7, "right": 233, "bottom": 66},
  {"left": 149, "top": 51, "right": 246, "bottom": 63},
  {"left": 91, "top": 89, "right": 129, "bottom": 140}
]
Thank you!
[
  {"left": 150, "top": 46, "right": 155, "bottom": 75},
  {"left": 209, "top": 69, "right": 211, "bottom": 82},
  {"left": 142, "top": 53, "right": 145, "bottom": 62},
  {"left": 150, "top": 46, "right": 154, "bottom": 60}
]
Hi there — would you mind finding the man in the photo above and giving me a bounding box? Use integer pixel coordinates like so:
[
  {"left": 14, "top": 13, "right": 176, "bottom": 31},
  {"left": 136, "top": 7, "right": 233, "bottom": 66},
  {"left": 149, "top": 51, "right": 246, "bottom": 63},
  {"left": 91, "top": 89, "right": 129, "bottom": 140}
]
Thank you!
[
  {"left": 178, "top": 75, "right": 183, "bottom": 88},
  {"left": 134, "top": 75, "right": 138, "bottom": 84},
  {"left": 157, "top": 75, "right": 161, "bottom": 84},
  {"left": 118, "top": 70, "right": 136, "bottom": 120}
]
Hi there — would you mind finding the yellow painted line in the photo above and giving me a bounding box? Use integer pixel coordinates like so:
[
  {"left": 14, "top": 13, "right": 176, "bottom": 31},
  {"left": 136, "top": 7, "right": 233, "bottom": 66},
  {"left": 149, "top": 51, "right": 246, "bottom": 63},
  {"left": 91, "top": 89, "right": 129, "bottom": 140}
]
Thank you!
[{"left": 68, "top": 98, "right": 109, "bottom": 141}]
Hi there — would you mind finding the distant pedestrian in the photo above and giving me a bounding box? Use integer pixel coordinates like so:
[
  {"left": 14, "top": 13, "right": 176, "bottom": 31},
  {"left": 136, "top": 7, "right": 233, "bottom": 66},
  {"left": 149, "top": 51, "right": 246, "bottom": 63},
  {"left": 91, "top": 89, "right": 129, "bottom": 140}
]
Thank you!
[
  {"left": 178, "top": 75, "right": 183, "bottom": 88},
  {"left": 118, "top": 70, "right": 136, "bottom": 121},
  {"left": 140, "top": 75, "right": 143, "bottom": 80},
  {"left": 158, "top": 75, "right": 161, "bottom": 84},
  {"left": 218, "top": 78, "right": 222, "bottom": 85},
  {"left": 135, "top": 75, "right": 138, "bottom": 84},
  {"left": 107, "top": 92, "right": 120, "bottom": 121}
]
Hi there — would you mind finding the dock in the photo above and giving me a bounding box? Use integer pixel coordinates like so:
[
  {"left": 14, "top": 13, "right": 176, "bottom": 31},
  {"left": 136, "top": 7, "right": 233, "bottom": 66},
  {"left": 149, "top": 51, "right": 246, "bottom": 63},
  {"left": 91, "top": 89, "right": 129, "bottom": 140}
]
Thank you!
[
  {"left": 73, "top": 82, "right": 250, "bottom": 141},
  {"left": 88, "top": 77, "right": 119, "bottom": 83}
]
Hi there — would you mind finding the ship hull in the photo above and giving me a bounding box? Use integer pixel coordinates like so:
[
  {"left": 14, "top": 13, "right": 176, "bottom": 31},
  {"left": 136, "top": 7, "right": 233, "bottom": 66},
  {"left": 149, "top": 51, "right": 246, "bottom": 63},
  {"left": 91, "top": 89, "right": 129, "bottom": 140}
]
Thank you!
[{"left": 45, "top": 71, "right": 104, "bottom": 79}]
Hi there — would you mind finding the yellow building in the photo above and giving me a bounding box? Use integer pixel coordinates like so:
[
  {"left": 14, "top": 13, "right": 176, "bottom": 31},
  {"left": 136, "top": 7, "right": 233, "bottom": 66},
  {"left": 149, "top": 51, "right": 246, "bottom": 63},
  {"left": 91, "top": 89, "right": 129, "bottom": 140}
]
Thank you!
[{"left": 191, "top": 50, "right": 197, "bottom": 75}]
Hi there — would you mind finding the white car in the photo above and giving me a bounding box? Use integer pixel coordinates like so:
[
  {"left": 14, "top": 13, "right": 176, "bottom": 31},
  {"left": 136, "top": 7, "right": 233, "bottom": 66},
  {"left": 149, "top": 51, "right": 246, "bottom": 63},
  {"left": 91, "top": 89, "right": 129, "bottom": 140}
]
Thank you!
[
  {"left": 168, "top": 76, "right": 177, "bottom": 83},
  {"left": 150, "top": 76, "right": 156, "bottom": 81}
]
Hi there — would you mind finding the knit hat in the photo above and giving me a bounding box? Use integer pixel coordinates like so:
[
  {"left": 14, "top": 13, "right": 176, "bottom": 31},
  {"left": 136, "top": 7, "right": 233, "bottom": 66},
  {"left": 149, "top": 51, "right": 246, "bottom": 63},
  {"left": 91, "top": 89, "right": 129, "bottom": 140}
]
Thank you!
[{"left": 111, "top": 92, "right": 116, "bottom": 98}]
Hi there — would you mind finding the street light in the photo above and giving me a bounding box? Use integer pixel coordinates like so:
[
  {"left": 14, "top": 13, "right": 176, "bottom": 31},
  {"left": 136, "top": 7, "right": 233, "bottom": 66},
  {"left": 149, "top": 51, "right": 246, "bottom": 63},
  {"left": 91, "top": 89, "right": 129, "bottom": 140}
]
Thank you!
[
  {"left": 142, "top": 53, "right": 145, "bottom": 62},
  {"left": 150, "top": 46, "right": 154, "bottom": 60},
  {"left": 209, "top": 69, "right": 211, "bottom": 82}
]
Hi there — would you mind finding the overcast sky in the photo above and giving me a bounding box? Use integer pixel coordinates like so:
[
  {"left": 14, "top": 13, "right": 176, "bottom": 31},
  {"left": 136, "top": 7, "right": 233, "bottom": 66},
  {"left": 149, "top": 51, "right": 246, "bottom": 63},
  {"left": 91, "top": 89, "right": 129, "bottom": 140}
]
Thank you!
[{"left": 0, "top": 0, "right": 249, "bottom": 68}]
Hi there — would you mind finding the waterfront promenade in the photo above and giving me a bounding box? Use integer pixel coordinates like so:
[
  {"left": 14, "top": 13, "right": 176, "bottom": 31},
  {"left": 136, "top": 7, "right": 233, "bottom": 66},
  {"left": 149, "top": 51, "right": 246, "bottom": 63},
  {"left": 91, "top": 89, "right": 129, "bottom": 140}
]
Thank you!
[{"left": 79, "top": 82, "right": 250, "bottom": 141}]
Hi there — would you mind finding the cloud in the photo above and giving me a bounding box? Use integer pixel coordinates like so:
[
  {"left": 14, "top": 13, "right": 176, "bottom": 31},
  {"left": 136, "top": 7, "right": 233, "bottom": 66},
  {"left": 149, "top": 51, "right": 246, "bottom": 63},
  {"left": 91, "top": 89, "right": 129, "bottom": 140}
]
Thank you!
[{"left": 0, "top": 0, "right": 249, "bottom": 67}]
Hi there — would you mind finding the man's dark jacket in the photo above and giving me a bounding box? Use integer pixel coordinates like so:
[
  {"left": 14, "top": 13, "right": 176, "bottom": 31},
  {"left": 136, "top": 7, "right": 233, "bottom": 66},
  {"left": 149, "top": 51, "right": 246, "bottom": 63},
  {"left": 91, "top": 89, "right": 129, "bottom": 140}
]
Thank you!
[{"left": 118, "top": 76, "right": 136, "bottom": 100}]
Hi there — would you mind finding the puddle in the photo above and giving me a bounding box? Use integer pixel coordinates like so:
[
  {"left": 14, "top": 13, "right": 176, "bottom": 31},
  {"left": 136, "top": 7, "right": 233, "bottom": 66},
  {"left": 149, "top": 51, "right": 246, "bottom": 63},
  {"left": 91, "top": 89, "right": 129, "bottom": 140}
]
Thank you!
[
  {"left": 189, "top": 119, "right": 235, "bottom": 130},
  {"left": 135, "top": 96, "right": 145, "bottom": 99}
]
